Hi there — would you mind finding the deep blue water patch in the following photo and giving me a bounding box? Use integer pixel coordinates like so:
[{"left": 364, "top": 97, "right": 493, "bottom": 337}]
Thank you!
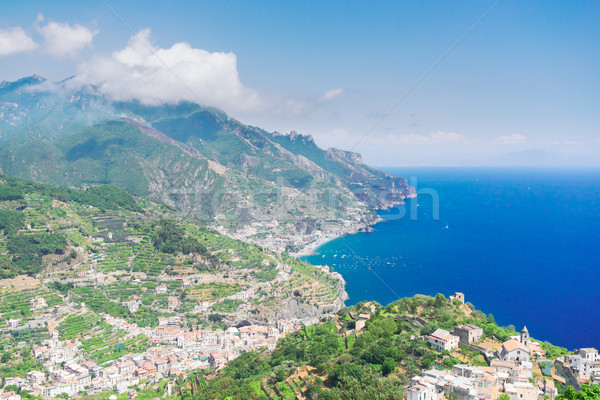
[{"left": 302, "top": 167, "right": 600, "bottom": 350}]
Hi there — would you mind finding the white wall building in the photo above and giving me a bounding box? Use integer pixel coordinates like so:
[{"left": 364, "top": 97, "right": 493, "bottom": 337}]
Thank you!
[{"left": 428, "top": 329, "right": 459, "bottom": 352}]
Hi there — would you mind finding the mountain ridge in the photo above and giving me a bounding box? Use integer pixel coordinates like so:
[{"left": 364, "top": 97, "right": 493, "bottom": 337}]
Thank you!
[{"left": 0, "top": 75, "right": 414, "bottom": 252}]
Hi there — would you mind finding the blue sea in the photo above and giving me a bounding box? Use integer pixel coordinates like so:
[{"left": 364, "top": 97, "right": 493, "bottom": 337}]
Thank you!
[{"left": 302, "top": 167, "right": 600, "bottom": 350}]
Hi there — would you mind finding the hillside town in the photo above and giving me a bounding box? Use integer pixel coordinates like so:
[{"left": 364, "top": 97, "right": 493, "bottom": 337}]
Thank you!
[{"left": 1, "top": 308, "right": 302, "bottom": 399}]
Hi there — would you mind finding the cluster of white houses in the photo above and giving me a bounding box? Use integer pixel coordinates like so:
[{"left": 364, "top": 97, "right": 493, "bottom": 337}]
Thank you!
[
  {"left": 407, "top": 361, "right": 552, "bottom": 400},
  {"left": 561, "top": 348, "right": 600, "bottom": 380},
  {"left": 411, "top": 323, "right": 600, "bottom": 400},
  {"left": 411, "top": 326, "right": 547, "bottom": 400}
]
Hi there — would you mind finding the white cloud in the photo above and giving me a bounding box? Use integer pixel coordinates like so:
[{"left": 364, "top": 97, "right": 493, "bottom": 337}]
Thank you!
[
  {"left": 493, "top": 133, "right": 527, "bottom": 145},
  {"left": 71, "top": 29, "right": 309, "bottom": 115},
  {"left": 319, "top": 87, "right": 344, "bottom": 102},
  {"left": 386, "top": 131, "right": 465, "bottom": 145},
  {"left": 38, "top": 18, "right": 96, "bottom": 58},
  {"left": 0, "top": 27, "right": 38, "bottom": 56}
]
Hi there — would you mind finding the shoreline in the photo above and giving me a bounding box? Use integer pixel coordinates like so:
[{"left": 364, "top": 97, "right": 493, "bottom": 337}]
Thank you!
[
  {"left": 291, "top": 214, "right": 389, "bottom": 259},
  {"left": 291, "top": 233, "right": 346, "bottom": 258}
]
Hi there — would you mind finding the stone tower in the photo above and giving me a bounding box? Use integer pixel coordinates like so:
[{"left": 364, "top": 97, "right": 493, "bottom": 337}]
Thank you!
[{"left": 520, "top": 326, "right": 530, "bottom": 349}]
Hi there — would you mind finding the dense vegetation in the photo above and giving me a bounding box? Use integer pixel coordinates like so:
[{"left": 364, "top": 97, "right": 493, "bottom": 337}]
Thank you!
[
  {"left": 3, "top": 232, "right": 67, "bottom": 277},
  {"left": 152, "top": 219, "right": 207, "bottom": 255},
  {"left": 0, "top": 173, "right": 340, "bottom": 334},
  {"left": 0, "top": 210, "right": 25, "bottom": 236},
  {"left": 0, "top": 174, "right": 140, "bottom": 278},
  {"left": 557, "top": 384, "right": 600, "bottom": 400},
  {"left": 0, "top": 174, "right": 141, "bottom": 212}
]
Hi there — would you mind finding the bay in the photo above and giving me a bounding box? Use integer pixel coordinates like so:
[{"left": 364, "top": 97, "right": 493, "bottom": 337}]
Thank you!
[{"left": 302, "top": 167, "right": 600, "bottom": 349}]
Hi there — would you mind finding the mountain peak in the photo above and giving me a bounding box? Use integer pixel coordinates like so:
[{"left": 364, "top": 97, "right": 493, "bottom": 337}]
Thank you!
[
  {"left": 0, "top": 75, "right": 46, "bottom": 92},
  {"left": 288, "top": 130, "right": 315, "bottom": 143}
]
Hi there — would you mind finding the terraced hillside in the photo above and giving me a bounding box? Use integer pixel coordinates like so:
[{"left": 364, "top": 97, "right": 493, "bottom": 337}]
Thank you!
[{"left": 0, "top": 174, "right": 347, "bottom": 334}]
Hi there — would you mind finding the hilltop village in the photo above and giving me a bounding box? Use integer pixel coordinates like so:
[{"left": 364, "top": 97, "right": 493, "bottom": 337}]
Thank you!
[{"left": 398, "top": 294, "right": 599, "bottom": 400}]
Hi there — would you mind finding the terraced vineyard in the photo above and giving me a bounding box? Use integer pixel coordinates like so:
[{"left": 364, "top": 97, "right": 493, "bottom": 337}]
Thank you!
[
  {"left": 57, "top": 312, "right": 149, "bottom": 362},
  {"left": 0, "top": 287, "right": 64, "bottom": 323},
  {"left": 57, "top": 312, "right": 106, "bottom": 340},
  {"left": 187, "top": 282, "right": 246, "bottom": 302},
  {"left": 0, "top": 173, "right": 346, "bottom": 337}
]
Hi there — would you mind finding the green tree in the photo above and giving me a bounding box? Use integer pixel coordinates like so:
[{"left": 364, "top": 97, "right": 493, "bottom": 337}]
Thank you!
[
  {"left": 152, "top": 219, "right": 206, "bottom": 255},
  {"left": 208, "top": 313, "right": 223, "bottom": 323},
  {"left": 331, "top": 363, "right": 364, "bottom": 385},
  {"left": 557, "top": 384, "right": 600, "bottom": 400},
  {"left": 434, "top": 293, "right": 446, "bottom": 308},
  {"left": 382, "top": 357, "right": 397, "bottom": 376}
]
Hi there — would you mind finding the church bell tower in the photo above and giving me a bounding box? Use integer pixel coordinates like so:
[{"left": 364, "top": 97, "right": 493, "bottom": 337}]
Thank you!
[{"left": 520, "top": 326, "right": 530, "bottom": 349}]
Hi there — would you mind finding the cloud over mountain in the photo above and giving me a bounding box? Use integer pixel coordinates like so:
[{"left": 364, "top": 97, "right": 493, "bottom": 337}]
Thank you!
[{"left": 71, "top": 29, "right": 309, "bottom": 115}]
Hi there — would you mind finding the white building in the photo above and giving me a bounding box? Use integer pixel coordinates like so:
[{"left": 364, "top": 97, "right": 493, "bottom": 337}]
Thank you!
[
  {"left": 504, "top": 381, "right": 540, "bottom": 400},
  {"left": 564, "top": 350, "right": 600, "bottom": 379},
  {"left": 2, "top": 391, "right": 21, "bottom": 400},
  {"left": 499, "top": 339, "right": 530, "bottom": 363},
  {"left": 428, "top": 329, "right": 459, "bottom": 352},
  {"left": 155, "top": 285, "right": 167, "bottom": 294},
  {"left": 30, "top": 297, "right": 48, "bottom": 310},
  {"left": 580, "top": 348, "right": 599, "bottom": 362},
  {"left": 406, "top": 381, "right": 437, "bottom": 400},
  {"left": 7, "top": 319, "right": 19, "bottom": 329},
  {"left": 25, "top": 370, "right": 46, "bottom": 384},
  {"left": 42, "top": 383, "right": 82, "bottom": 399}
]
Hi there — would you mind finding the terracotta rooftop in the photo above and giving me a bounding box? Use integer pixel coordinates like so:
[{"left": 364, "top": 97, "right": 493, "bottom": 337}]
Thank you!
[{"left": 502, "top": 339, "right": 529, "bottom": 353}]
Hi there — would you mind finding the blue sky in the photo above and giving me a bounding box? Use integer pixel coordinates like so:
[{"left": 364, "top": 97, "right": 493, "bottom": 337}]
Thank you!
[{"left": 1, "top": 1, "right": 599, "bottom": 166}]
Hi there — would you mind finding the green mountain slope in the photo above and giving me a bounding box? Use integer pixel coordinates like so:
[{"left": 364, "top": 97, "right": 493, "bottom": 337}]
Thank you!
[
  {"left": 0, "top": 76, "right": 414, "bottom": 252},
  {"left": 0, "top": 173, "right": 346, "bottom": 327}
]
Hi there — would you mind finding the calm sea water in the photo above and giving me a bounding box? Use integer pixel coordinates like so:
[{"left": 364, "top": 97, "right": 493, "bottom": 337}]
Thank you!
[{"left": 302, "top": 167, "right": 600, "bottom": 350}]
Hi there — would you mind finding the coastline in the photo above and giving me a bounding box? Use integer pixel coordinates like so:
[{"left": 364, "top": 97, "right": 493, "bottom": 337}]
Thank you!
[
  {"left": 291, "top": 214, "right": 388, "bottom": 258},
  {"left": 291, "top": 234, "right": 344, "bottom": 258}
]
